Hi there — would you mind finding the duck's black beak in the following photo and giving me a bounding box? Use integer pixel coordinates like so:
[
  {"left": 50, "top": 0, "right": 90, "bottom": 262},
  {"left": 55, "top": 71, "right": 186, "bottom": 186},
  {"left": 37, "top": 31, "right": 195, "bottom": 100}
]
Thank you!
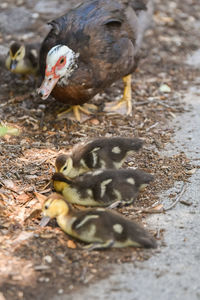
[
  {"left": 10, "top": 59, "right": 17, "bottom": 70},
  {"left": 39, "top": 216, "right": 51, "bottom": 227}
]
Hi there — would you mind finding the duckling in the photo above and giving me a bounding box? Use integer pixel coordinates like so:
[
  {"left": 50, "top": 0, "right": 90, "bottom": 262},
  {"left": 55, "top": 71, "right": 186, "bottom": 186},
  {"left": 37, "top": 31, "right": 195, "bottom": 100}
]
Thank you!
[
  {"left": 52, "top": 168, "right": 154, "bottom": 207},
  {"left": 56, "top": 137, "right": 143, "bottom": 178},
  {"left": 42, "top": 193, "right": 157, "bottom": 250},
  {"left": 5, "top": 42, "right": 39, "bottom": 78}
]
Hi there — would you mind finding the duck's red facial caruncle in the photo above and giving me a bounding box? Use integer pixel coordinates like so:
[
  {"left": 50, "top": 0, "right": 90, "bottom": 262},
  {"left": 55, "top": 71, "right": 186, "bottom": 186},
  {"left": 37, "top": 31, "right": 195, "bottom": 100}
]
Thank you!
[
  {"left": 38, "top": 55, "right": 67, "bottom": 100},
  {"left": 38, "top": 45, "right": 77, "bottom": 100}
]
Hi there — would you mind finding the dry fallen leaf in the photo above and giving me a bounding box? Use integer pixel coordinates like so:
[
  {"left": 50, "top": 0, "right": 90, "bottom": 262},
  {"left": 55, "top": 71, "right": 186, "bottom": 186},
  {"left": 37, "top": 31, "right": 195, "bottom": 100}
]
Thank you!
[
  {"left": 67, "top": 240, "right": 77, "bottom": 249},
  {"left": 34, "top": 192, "right": 47, "bottom": 204},
  {"left": 154, "top": 14, "right": 174, "bottom": 25},
  {"left": 151, "top": 204, "right": 164, "bottom": 211},
  {"left": 89, "top": 118, "right": 100, "bottom": 125},
  {"left": 0, "top": 192, "right": 9, "bottom": 201},
  {"left": 185, "top": 168, "right": 196, "bottom": 175},
  {"left": 24, "top": 209, "right": 42, "bottom": 222},
  {"left": 40, "top": 233, "right": 54, "bottom": 239},
  {"left": 16, "top": 193, "right": 30, "bottom": 204}
]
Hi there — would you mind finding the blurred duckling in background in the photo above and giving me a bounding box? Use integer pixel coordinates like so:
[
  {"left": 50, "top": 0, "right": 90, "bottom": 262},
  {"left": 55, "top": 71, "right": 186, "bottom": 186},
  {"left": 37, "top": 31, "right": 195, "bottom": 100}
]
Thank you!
[
  {"left": 42, "top": 193, "right": 157, "bottom": 250},
  {"left": 56, "top": 137, "right": 143, "bottom": 178},
  {"left": 5, "top": 42, "right": 39, "bottom": 79},
  {"left": 52, "top": 168, "right": 154, "bottom": 207}
]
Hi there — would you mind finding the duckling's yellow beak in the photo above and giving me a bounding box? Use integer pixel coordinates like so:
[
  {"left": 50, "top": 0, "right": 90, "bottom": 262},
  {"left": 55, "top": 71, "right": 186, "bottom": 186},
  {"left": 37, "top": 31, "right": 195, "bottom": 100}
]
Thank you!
[{"left": 10, "top": 59, "right": 17, "bottom": 70}]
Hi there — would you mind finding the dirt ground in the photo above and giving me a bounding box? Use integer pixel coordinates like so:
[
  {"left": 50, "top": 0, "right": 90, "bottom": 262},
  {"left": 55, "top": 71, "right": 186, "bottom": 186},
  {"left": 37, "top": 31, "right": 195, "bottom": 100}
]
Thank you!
[{"left": 0, "top": 0, "right": 200, "bottom": 299}]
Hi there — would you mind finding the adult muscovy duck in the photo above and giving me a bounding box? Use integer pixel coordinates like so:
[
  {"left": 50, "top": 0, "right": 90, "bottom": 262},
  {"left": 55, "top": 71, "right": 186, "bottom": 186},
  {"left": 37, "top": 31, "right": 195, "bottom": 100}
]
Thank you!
[{"left": 38, "top": 0, "right": 153, "bottom": 121}]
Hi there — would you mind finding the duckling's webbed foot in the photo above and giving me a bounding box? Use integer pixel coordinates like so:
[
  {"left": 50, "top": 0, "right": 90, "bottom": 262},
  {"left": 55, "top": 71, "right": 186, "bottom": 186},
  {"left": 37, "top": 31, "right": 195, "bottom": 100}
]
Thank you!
[
  {"left": 82, "top": 240, "right": 114, "bottom": 251},
  {"left": 104, "top": 74, "right": 133, "bottom": 116},
  {"left": 57, "top": 104, "right": 97, "bottom": 123}
]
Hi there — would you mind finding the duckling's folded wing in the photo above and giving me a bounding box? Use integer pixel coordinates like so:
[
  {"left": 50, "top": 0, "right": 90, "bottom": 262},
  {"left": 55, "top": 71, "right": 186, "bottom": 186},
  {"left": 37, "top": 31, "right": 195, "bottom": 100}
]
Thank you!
[
  {"left": 100, "top": 209, "right": 157, "bottom": 248},
  {"left": 71, "top": 208, "right": 157, "bottom": 248},
  {"left": 72, "top": 137, "right": 144, "bottom": 170},
  {"left": 125, "top": 217, "right": 157, "bottom": 248},
  {"left": 100, "top": 137, "right": 144, "bottom": 169},
  {"left": 71, "top": 209, "right": 109, "bottom": 243}
]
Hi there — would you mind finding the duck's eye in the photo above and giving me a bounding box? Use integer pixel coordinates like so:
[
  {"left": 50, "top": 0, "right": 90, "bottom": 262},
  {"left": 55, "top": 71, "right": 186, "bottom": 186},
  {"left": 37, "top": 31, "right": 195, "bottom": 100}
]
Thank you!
[
  {"left": 48, "top": 77, "right": 52, "bottom": 82},
  {"left": 63, "top": 166, "right": 67, "bottom": 171},
  {"left": 60, "top": 58, "right": 64, "bottom": 64},
  {"left": 17, "top": 52, "right": 21, "bottom": 56},
  {"left": 44, "top": 204, "right": 48, "bottom": 210}
]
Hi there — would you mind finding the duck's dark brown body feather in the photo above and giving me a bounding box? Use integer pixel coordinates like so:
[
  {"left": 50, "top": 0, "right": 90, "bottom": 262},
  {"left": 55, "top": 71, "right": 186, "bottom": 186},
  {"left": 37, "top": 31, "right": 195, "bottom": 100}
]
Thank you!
[{"left": 39, "top": 0, "right": 152, "bottom": 105}]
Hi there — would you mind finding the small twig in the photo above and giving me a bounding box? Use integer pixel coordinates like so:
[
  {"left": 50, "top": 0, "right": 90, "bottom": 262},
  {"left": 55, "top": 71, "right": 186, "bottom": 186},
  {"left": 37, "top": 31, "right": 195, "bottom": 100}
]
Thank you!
[
  {"left": 179, "top": 200, "right": 192, "bottom": 206},
  {"left": 164, "top": 183, "right": 187, "bottom": 211},
  {"left": 39, "top": 181, "right": 52, "bottom": 191},
  {"left": 135, "top": 101, "right": 150, "bottom": 106},
  {"left": 0, "top": 93, "right": 30, "bottom": 107},
  {"left": 0, "top": 179, "right": 20, "bottom": 195},
  {"left": 132, "top": 207, "right": 164, "bottom": 214},
  {"left": 146, "top": 122, "right": 159, "bottom": 132},
  {"left": 190, "top": 158, "right": 200, "bottom": 161},
  {"left": 131, "top": 202, "right": 164, "bottom": 214},
  {"left": 132, "top": 183, "right": 187, "bottom": 215},
  {"left": 135, "top": 98, "right": 171, "bottom": 108},
  {"left": 157, "top": 101, "right": 171, "bottom": 108}
]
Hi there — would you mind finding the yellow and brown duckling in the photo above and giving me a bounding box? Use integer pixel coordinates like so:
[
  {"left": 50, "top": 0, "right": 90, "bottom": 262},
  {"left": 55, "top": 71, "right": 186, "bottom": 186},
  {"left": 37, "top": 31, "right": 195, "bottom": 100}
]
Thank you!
[
  {"left": 5, "top": 42, "right": 39, "bottom": 78},
  {"left": 52, "top": 168, "right": 154, "bottom": 207},
  {"left": 42, "top": 193, "right": 157, "bottom": 250},
  {"left": 56, "top": 137, "right": 143, "bottom": 178}
]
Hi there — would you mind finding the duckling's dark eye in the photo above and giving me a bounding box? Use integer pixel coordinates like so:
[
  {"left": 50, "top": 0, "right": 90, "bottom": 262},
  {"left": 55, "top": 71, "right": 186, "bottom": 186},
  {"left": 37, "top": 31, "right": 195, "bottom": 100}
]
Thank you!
[
  {"left": 17, "top": 52, "right": 21, "bottom": 56},
  {"left": 44, "top": 204, "right": 48, "bottom": 210},
  {"left": 63, "top": 166, "right": 67, "bottom": 171}
]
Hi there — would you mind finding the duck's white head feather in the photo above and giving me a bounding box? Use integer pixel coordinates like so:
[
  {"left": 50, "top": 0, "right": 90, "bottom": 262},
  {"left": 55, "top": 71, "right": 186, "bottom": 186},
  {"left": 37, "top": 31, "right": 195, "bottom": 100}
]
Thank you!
[{"left": 38, "top": 45, "right": 79, "bottom": 99}]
